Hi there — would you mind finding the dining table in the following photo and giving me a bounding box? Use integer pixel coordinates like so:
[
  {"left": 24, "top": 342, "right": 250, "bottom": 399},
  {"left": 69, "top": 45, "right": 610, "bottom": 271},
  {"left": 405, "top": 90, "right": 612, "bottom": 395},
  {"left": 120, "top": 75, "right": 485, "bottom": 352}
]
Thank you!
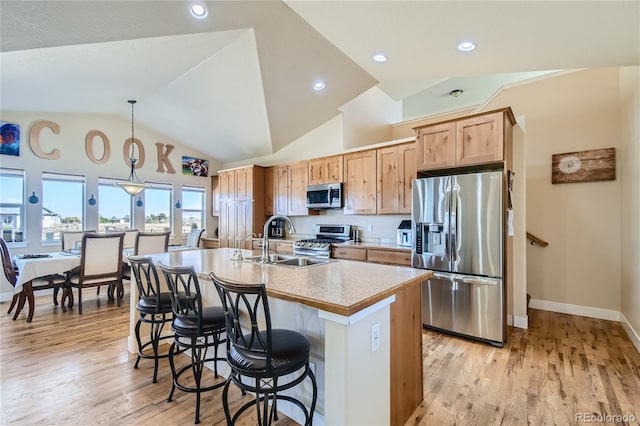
[{"left": 12, "top": 251, "right": 81, "bottom": 322}]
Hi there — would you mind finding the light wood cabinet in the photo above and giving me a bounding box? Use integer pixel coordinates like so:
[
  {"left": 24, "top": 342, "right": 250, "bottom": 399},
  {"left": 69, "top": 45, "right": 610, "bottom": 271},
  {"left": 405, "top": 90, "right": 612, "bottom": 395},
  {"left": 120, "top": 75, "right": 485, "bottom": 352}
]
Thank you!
[
  {"left": 415, "top": 109, "right": 515, "bottom": 171},
  {"left": 268, "top": 162, "right": 317, "bottom": 216},
  {"left": 331, "top": 245, "right": 411, "bottom": 266},
  {"left": 274, "top": 241, "right": 294, "bottom": 254},
  {"left": 331, "top": 245, "right": 367, "bottom": 261},
  {"left": 366, "top": 248, "right": 411, "bottom": 266},
  {"left": 211, "top": 175, "right": 220, "bottom": 216},
  {"left": 201, "top": 237, "right": 220, "bottom": 249},
  {"left": 264, "top": 167, "right": 275, "bottom": 216},
  {"left": 308, "top": 155, "right": 343, "bottom": 185},
  {"left": 376, "top": 144, "right": 416, "bottom": 215},
  {"left": 216, "top": 165, "right": 266, "bottom": 248},
  {"left": 288, "top": 161, "right": 309, "bottom": 216},
  {"left": 344, "top": 149, "right": 377, "bottom": 214}
]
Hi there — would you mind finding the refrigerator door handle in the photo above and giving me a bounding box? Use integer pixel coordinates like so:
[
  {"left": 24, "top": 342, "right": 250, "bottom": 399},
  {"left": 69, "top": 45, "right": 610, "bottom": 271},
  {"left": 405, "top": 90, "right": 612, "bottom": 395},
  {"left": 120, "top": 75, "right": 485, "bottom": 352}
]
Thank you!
[
  {"left": 450, "top": 176, "right": 459, "bottom": 263},
  {"left": 458, "top": 276, "right": 501, "bottom": 286}
]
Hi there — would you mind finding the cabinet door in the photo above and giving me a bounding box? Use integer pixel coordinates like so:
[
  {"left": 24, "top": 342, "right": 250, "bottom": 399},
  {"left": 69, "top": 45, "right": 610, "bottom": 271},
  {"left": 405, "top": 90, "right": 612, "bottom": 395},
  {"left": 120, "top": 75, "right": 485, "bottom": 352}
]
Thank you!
[
  {"left": 264, "top": 167, "right": 275, "bottom": 216},
  {"left": 416, "top": 122, "right": 456, "bottom": 171},
  {"left": 211, "top": 175, "right": 220, "bottom": 216},
  {"left": 376, "top": 146, "right": 399, "bottom": 214},
  {"left": 331, "top": 246, "right": 367, "bottom": 261},
  {"left": 235, "top": 201, "right": 253, "bottom": 249},
  {"left": 275, "top": 165, "right": 288, "bottom": 215},
  {"left": 235, "top": 167, "right": 253, "bottom": 201},
  {"left": 455, "top": 112, "right": 503, "bottom": 166},
  {"left": 344, "top": 150, "right": 377, "bottom": 214},
  {"left": 367, "top": 249, "right": 411, "bottom": 266},
  {"left": 288, "top": 161, "right": 309, "bottom": 216},
  {"left": 218, "top": 201, "right": 235, "bottom": 248},
  {"left": 325, "top": 155, "right": 343, "bottom": 182},
  {"left": 308, "top": 159, "right": 325, "bottom": 185},
  {"left": 398, "top": 143, "right": 416, "bottom": 214},
  {"left": 218, "top": 171, "right": 235, "bottom": 202}
]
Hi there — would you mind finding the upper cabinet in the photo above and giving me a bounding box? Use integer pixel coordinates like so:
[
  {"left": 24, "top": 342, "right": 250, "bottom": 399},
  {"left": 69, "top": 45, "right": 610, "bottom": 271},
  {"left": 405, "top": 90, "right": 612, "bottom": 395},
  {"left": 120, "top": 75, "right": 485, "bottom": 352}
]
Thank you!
[
  {"left": 376, "top": 143, "right": 416, "bottom": 214},
  {"left": 211, "top": 175, "right": 220, "bottom": 216},
  {"left": 265, "top": 162, "right": 317, "bottom": 217},
  {"left": 216, "top": 165, "right": 265, "bottom": 248},
  {"left": 415, "top": 108, "right": 515, "bottom": 171},
  {"left": 344, "top": 149, "right": 377, "bottom": 214},
  {"left": 308, "top": 155, "right": 343, "bottom": 185}
]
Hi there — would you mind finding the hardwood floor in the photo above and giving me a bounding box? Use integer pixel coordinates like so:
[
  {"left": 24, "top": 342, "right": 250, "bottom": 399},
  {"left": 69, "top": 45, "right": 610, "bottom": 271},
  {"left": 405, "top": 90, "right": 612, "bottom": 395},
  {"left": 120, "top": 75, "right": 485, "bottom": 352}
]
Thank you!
[
  {"left": 0, "top": 286, "right": 296, "bottom": 426},
  {"left": 407, "top": 309, "right": 640, "bottom": 426},
  {"left": 2, "top": 290, "right": 639, "bottom": 426}
]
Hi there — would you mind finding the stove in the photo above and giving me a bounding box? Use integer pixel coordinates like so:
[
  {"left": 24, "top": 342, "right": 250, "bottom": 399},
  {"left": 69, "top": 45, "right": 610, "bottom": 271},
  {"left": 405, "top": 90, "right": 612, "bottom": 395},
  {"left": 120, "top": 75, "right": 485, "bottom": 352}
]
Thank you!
[{"left": 293, "top": 224, "right": 352, "bottom": 258}]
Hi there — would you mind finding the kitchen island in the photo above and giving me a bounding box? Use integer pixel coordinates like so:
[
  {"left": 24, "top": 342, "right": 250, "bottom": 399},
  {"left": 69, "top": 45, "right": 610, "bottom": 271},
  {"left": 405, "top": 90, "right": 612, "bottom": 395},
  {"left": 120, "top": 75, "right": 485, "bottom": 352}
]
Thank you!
[{"left": 129, "top": 248, "right": 431, "bottom": 426}]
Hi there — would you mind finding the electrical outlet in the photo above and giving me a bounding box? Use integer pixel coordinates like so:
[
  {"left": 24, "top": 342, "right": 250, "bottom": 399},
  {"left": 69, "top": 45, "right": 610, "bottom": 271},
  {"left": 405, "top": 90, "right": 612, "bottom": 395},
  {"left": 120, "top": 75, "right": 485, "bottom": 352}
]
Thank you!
[
  {"left": 367, "top": 224, "right": 373, "bottom": 232},
  {"left": 371, "top": 323, "right": 381, "bottom": 352}
]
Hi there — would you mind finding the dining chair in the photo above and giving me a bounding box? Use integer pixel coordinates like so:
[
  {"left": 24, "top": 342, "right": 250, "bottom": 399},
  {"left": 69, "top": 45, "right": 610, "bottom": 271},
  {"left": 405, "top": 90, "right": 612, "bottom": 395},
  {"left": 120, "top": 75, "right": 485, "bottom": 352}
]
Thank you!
[
  {"left": 1, "top": 237, "right": 68, "bottom": 321},
  {"left": 107, "top": 229, "right": 138, "bottom": 280},
  {"left": 60, "top": 229, "right": 96, "bottom": 251},
  {"left": 65, "top": 232, "right": 125, "bottom": 314},
  {"left": 210, "top": 272, "right": 317, "bottom": 426},
  {"left": 158, "top": 262, "right": 227, "bottom": 424},
  {"left": 129, "top": 256, "right": 174, "bottom": 383},
  {"left": 134, "top": 231, "right": 170, "bottom": 255},
  {"left": 186, "top": 228, "right": 205, "bottom": 248}
]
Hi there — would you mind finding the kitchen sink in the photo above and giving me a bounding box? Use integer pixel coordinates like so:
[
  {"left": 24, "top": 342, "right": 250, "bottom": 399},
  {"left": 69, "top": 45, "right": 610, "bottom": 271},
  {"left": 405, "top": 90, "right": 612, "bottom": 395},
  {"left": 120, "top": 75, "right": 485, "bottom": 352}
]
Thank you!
[
  {"left": 239, "top": 254, "right": 333, "bottom": 268},
  {"left": 276, "top": 257, "right": 332, "bottom": 267}
]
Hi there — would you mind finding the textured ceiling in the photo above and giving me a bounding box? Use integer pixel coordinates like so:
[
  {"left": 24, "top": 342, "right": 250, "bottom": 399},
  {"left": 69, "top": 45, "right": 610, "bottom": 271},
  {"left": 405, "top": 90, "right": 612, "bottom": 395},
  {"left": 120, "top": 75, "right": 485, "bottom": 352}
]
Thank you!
[{"left": 1, "top": 1, "right": 638, "bottom": 163}]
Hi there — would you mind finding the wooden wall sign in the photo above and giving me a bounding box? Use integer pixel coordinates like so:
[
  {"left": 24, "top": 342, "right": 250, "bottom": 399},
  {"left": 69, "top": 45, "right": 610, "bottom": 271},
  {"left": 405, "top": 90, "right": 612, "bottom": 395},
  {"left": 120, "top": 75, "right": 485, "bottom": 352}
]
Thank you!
[{"left": 551, "top": 148, "right": 616, "bottom": 184}]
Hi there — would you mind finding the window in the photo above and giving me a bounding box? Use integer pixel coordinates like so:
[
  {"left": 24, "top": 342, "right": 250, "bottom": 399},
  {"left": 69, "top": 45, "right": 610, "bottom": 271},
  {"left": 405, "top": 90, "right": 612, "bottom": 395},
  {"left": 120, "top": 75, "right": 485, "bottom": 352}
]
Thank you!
[
  {"left": 144, "top": 183, "right": 172, "bottom": 233},
  {"left": 42, "top": 172, "right": 85, "bottom": 240},
  {"left": 98, "top": 178, "right": 133, "bottom": 233},
  {"left": 0, "top": 168, "right": 24, "bottom": 241},
  {"left": 181, "top": 186, "right": 205, "bottom": 235}
]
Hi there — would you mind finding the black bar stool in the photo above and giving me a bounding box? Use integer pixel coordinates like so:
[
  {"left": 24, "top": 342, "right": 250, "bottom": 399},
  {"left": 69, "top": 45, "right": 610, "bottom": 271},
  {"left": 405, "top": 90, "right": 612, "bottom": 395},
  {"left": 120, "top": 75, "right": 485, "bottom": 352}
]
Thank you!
[
  {"left": 129, "top": 256, "right": 173, "bottom": 383},
  {"left": 210, "top": 272, "right": 317, "bottom": 425},
  {"left": 158, "top": 263, "right": 227, "bottom": 424}
]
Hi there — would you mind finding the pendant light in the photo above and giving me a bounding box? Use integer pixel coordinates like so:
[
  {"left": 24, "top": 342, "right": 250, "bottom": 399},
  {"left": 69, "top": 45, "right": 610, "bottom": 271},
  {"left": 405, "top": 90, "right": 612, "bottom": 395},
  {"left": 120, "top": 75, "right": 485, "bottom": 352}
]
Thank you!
[{"left": 116, "top": 100, "right": 149, "bottom": 195}]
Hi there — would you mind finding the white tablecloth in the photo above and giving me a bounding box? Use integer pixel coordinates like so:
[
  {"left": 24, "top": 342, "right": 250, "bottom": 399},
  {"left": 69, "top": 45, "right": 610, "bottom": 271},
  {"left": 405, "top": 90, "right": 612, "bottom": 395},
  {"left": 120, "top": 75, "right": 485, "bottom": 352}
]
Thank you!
[{"left": 13, "top": 252, "right": 81, "bottom": 294}]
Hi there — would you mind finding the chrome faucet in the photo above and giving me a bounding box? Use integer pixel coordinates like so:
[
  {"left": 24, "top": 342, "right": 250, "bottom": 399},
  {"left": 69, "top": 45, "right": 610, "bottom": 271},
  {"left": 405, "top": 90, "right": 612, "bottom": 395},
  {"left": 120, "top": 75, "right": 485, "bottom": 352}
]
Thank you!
[
  {"left": 262, "top": 215, "right": 295, "bottom": 263},
  {"left": 232, "top": 233, "right": 257, "bottom": 261}
]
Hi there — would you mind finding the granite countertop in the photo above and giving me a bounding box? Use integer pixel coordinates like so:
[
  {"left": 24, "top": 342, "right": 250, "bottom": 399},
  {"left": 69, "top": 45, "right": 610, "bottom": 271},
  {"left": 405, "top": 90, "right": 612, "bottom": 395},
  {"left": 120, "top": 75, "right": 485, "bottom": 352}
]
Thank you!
[{"left": 149, "top": 248, "right": 431, "bottom": 317}]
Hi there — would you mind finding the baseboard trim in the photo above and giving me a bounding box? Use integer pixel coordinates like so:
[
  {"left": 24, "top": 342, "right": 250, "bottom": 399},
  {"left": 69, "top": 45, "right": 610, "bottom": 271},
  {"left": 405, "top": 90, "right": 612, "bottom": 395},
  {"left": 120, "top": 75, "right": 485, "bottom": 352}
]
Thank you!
[
  {"left": 529, "top": 299, "right": 620, "bottom": 322},
  {"left": 620, "top": 312, "right": 640, "bottom": 353},
  {"left": 513, "top": 315, "right": 528, "bottom": 329}
]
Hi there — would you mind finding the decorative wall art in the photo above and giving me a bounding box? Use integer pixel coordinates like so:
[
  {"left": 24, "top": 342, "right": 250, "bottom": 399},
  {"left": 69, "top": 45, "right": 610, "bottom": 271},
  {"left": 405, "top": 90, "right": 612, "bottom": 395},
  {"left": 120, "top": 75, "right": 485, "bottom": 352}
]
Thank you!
[
  {"left": 0, "top": 122, "right": 20, "bottom": 156},
  {"left": 182, "top": 156, "right": 209, "bottom": 177},
  {"left": 551, "top": 148, "right": 616, "bottom": 184}
]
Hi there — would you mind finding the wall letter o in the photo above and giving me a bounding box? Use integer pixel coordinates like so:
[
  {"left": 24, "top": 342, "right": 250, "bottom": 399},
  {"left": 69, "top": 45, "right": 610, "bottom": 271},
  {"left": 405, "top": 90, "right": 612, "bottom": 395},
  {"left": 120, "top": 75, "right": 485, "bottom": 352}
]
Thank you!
[
  {"left": 85, "top": 130, "right": 110, "bottom": 164},
  {"left": 123, "top": 138, "right": 145, "bottom": 168}
]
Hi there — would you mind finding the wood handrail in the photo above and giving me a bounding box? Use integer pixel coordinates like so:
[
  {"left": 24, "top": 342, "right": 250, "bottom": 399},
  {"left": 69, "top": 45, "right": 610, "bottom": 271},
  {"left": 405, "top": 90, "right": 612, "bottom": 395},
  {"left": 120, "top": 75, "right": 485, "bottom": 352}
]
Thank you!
[{"left": 526, "top": 232, "right": 548, "bottom": 247}]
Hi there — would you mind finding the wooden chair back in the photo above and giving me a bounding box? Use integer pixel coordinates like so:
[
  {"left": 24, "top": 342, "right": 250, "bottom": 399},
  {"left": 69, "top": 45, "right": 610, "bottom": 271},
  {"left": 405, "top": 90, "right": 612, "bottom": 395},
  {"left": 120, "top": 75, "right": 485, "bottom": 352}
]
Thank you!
[{"left": 0, "top": 237, "right": 17, "bottom": 286}]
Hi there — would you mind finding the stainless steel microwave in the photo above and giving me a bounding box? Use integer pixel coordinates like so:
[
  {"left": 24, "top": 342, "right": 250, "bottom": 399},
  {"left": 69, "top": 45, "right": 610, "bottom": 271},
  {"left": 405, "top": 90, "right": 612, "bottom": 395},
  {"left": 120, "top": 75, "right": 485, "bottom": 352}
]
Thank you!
[{"left": 306, "top": 183, "right": 343, "bottom": 209}]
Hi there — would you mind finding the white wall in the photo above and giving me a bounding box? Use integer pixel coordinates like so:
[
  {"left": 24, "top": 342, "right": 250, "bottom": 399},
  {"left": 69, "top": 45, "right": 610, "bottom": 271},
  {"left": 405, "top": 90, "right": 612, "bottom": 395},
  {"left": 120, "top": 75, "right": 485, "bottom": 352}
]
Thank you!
[
  {"left": 618, "top": 66, "right": 640, "bottom": 349},
  {"left": 484, "top": 68, "right": 623, "bottom": 315}
]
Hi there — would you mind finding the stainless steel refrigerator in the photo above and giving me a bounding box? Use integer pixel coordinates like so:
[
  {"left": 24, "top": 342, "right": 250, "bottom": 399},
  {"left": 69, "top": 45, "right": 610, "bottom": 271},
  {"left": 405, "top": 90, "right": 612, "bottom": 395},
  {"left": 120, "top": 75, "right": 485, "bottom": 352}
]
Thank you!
[{"left": 412, "top": 170, "right": 505, "bottom": 346}]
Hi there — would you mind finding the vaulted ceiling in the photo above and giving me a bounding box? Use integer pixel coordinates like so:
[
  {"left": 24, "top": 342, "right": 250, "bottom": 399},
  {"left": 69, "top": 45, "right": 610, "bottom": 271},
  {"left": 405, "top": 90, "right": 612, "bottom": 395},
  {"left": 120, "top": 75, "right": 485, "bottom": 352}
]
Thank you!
[{"left": 1, "top": 1, "right": 638, "bottom": 163}]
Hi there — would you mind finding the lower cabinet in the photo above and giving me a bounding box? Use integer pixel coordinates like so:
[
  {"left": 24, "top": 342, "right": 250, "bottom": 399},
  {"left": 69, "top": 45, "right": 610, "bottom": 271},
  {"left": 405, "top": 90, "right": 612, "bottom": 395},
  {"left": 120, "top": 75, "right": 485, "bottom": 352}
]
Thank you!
[
  {"left": 331, "top": 245, "right": 410, "bottom": 266},
  {"left": 201, "top": 238, "right": 220, "bottom": 249}
]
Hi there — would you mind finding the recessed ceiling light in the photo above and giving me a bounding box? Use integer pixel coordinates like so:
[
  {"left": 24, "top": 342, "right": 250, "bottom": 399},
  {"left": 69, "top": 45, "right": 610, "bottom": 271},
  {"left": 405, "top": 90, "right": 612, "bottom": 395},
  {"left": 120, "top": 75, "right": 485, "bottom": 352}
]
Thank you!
[
  {"left": 190, "top": 3, "right": 208, "bottom": 18},
  {"left": 373, "top": 54, "right": 388, "bottom": 63},
  {"left": 313, "top": 81, "right": 326, "bottom": 91},
  {"left": 457, "top": 41, "right": 477, "bottom": 52}
]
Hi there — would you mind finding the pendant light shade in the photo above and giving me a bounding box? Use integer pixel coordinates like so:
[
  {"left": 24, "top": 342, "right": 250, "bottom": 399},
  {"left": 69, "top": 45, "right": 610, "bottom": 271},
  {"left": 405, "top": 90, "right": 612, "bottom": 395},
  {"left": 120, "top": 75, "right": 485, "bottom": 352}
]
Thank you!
[{"left": 116, "top": 100, "right": 149, "bottom": 196}]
